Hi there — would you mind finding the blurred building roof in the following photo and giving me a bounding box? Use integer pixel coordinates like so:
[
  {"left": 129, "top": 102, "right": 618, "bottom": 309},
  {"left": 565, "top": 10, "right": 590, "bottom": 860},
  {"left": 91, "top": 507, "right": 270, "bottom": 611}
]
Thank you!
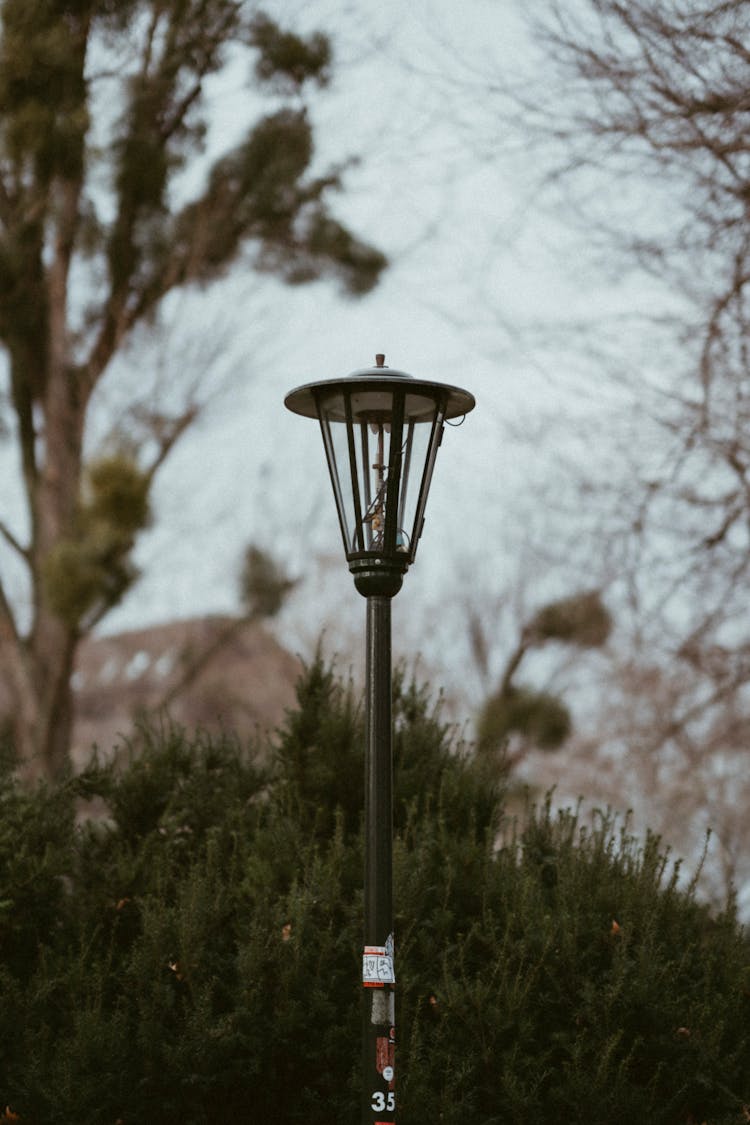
[{"left": 72, "top": 615, "right": 301, "bottom": 768}]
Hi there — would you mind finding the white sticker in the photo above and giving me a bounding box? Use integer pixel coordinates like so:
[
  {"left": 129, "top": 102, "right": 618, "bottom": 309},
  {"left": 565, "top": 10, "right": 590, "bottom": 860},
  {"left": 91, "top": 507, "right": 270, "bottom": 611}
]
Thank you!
[
  {"left": 363, "top": 944, "right": 396, "bottom": 987},
  {"left": 382, "top": 1065, "right": 394, "bottom": 1082}
]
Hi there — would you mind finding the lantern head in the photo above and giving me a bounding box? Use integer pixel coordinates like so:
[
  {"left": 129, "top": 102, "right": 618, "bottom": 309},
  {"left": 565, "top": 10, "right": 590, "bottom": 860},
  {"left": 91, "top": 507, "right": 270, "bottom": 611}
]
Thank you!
[{"left": 285, "top": 355, "right": 475, "bottom": 597}]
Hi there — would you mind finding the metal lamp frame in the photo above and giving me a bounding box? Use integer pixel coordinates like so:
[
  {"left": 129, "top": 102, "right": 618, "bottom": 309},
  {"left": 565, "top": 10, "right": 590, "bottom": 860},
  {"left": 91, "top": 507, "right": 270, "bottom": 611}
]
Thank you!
[
  {"left": 285, "top": 355, "right": 474, "bottom": 1125},
  {"left": 285, "top": 358, "right": 474, "bottom": 597}
]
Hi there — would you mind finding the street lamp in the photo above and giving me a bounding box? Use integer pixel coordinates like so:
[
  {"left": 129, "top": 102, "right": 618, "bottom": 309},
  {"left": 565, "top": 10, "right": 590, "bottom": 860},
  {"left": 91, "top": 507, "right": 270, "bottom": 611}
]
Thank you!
[{"left": 284, "top": 354, "right": 475, "bottom": 1125}]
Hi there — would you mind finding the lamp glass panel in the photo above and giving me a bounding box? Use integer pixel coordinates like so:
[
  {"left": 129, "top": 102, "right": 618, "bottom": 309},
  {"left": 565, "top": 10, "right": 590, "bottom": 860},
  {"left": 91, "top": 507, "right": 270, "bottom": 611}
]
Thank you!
[
  {"left": 410, "top": 399, "right": 446, "bottom": 561},
  {"left": 397, "top": 418, "right": 432, "bottom": 556},
  {"left": 320, "top": 403, "right": 360, "bottom": 554},
  {"left": 319, "top": 389, "right": 399, "bottom": 555},
  {"left": 356, "top": 417, "right": 398, "bottom": 553},
  {"left": 400, "top": 394, "right": 442, "bottom": 558},
  {"left": 318, "top": 384, "right": 443, "bottom": 561}
]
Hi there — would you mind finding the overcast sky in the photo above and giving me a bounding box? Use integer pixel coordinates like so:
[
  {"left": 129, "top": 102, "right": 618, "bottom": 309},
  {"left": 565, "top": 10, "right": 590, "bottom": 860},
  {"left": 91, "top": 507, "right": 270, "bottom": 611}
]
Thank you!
[{"left": 0, "top": 0, "right": 646, "bottom": 701}]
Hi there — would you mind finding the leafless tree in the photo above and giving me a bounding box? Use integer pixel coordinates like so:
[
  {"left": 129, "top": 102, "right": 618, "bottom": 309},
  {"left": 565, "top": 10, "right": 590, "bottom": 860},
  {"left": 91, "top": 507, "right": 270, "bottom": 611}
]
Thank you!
[{"left": 429, "top": 0, "right": 750, "bottom": 905}]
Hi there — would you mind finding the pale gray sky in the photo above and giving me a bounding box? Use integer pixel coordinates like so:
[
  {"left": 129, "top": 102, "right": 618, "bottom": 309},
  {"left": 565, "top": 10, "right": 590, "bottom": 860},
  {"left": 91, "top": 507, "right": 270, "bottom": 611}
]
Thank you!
[{"left": 93, "top": 0, "right": 612, "bottom": 670}]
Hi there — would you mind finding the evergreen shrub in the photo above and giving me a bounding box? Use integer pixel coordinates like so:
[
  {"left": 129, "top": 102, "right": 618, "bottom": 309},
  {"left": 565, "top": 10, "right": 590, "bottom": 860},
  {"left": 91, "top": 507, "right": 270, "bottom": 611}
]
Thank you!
[{"left": 0, "top": 658, "right": 748, "bottom": 1124}]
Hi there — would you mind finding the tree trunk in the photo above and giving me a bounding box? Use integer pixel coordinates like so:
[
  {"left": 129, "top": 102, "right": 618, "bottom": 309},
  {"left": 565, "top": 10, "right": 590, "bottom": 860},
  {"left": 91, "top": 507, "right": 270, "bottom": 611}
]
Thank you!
[
  {"left": 8, "top": 334, "right": 86, "bottom": 781},
  {"left": 8, "top": 623, "right": 76, "bottom": 785},
  {"left": 27, "top": 395, "right": 84, "bottom": 780},
  {"left": 26, "top": 618, "right": 77, "bottom": 782}
]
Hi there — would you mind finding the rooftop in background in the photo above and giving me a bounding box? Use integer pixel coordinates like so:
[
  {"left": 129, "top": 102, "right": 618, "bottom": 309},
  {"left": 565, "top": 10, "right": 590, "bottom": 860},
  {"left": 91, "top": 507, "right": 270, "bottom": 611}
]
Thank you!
[{"left": 68, "top": 615, "right": 301, "bottom": 769}]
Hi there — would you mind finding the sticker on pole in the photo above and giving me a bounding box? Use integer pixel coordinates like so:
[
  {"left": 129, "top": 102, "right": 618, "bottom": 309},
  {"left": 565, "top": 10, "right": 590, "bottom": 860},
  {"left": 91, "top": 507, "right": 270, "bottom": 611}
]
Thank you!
[
  {"left": 376, "top": 1035, "right": 395, "bottom": 1087},
  {"left": 363, "top": 944, "right": 395, "bottom": 987}
]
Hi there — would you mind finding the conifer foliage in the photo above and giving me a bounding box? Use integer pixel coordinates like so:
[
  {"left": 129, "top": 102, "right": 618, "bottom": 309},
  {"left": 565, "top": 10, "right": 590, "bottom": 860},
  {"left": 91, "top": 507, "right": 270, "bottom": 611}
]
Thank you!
[
  {"left": 0, "top": 659, "right": 748, "bottom": 1123},
  {"left": 0, "top": 0, "right": 386, "bottom": 782}
]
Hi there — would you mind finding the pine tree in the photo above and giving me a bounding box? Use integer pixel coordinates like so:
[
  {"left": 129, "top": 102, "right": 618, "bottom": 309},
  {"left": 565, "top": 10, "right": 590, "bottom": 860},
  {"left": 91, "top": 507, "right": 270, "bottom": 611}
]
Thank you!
[
  {"left": 1, "top": 662, "right": 749, "bottom": 1123},
  {"left": 0, "top": 1, "right": 386, "bottom": 782}
]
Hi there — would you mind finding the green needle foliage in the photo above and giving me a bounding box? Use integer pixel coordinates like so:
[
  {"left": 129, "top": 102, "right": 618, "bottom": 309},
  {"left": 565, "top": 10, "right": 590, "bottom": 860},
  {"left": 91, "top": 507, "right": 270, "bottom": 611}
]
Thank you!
[
  {"left": 0, "top": 659, "right": 748, "bottom": 1124},
  {"left": 41, "top": 454, "right": 152, "bottom": 628}
]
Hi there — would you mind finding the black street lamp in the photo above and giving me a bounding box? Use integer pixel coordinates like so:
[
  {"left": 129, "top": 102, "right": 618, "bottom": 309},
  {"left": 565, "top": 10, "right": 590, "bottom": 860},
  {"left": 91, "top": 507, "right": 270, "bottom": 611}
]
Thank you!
[{"left": 284, "top": 354, "right": 475, "bottom": 1125}]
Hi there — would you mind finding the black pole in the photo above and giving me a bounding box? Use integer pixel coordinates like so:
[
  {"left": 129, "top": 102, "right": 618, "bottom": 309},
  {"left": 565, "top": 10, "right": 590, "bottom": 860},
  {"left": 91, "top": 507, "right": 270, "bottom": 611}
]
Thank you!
[{"left": 362, "top": 594, "right": 396, "bottom": 1125}]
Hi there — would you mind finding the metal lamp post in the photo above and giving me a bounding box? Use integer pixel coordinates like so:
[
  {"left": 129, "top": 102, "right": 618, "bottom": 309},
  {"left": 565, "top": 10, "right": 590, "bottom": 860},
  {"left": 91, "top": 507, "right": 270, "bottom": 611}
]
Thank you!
[{"left": 284, "top": 354, "right": 475, "bottom": 1125}]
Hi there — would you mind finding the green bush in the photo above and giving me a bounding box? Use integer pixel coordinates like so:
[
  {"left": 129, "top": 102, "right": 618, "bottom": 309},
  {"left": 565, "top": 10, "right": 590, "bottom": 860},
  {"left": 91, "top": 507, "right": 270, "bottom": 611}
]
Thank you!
[{"left": 0, "top": 659, "right": 748, "bottom": 1124}]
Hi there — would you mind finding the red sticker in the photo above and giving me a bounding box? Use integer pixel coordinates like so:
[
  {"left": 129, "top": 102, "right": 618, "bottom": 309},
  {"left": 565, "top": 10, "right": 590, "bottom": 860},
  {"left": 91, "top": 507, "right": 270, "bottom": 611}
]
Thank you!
[{"left": 375, "top": 1036, "right": 395, "bottom": 1087}]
